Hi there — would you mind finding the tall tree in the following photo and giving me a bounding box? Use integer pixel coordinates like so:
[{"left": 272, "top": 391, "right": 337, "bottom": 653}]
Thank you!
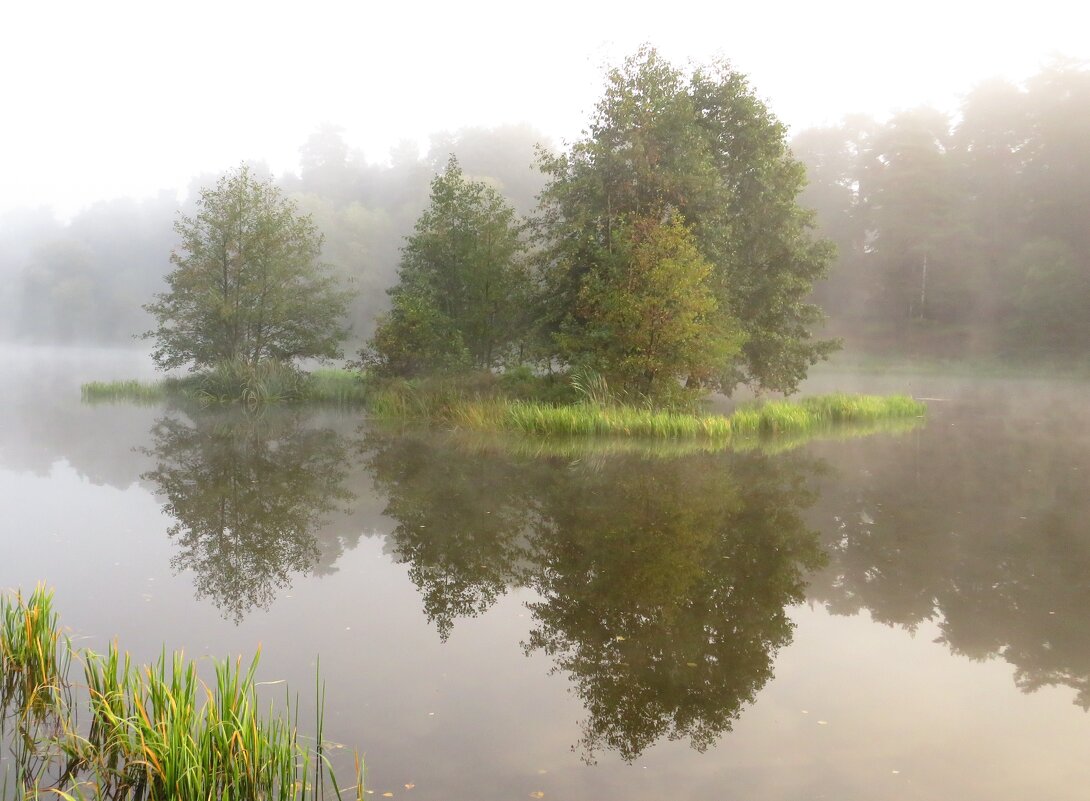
[
  {"left": 144, "top": 165, "right": 352, "bottom": 371},
  {"left": 536, "top": 46, "right": 837, "bottom": 395},
  {"left": 365, "top": 156, "right": 528, "bottom": 375}
]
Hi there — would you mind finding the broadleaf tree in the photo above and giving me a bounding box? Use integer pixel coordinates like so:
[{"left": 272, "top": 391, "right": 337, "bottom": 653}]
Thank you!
[
  {"left": 536, "top": 46, "right": 838, "bottom": 395},
  {"left": 144, "top": 165, "right": 352, "bottom": 371},
  {"left": 565, "top": 214, "right": 741, "bottom": 400}
]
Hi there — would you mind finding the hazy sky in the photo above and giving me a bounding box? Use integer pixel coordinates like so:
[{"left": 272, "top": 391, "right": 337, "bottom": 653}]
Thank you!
[{"left": 3, "top": 0, "right": 1087, "bottom": 218}]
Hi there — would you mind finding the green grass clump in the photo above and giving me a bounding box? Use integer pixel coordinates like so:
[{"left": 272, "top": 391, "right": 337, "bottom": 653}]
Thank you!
[
  {"left": 304, "top": 368, "right": 368, "bottom": 405},
  {"left": 81, "top": 645, "right": 320, "bottom": 800},
  {"left": 0, "top": 587, "right": 362, "bottom": 800},
  {"left": 82, "top": 380, "right": 167, "bottom": 405},
  {"left": 730, "top": 393, "right": 925, "bottom": 436},
  {"left": 436, "top": 393, "right": 924, "bottom": 444},
  {"left": 82, "top": 363, "right": 370, "bottom": 408},
  {"left": 0, "top": 585, "right": 67, "bottom": 706}
]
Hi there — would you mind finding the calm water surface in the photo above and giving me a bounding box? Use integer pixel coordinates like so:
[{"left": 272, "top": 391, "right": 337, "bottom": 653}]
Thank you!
[{"left": 2, "top": 347, "right": 1089, "bottom": 800}]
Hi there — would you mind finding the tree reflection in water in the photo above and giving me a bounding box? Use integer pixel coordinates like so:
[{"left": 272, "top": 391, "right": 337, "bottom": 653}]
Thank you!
[
  {"left": 143, "top": 408, "right": 354, "bottom": 623},
  {"left": 366, "top": 433, "right": 826, "bottom": 762}
]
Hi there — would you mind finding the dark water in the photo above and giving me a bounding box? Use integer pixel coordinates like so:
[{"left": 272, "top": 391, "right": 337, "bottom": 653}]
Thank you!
[{"left": 2, "top": 347, "right": 1090, "bottom": 799}]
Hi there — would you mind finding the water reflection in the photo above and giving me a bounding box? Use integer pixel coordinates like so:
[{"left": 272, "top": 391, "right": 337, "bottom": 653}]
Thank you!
[
  {"left": 806, "top": 407, "right": 1090, "bottom": 710},
  {"left": 142, "top": 408, "right": 355, "bottom": 622},
  {"left": 367, "top": 433, "right": 826, "bottom": 761}
]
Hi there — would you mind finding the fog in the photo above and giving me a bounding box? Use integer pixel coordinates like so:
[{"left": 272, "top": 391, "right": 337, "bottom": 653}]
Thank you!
[{"left": 2, "top": 1, "right": 1089, "bottom": 361}]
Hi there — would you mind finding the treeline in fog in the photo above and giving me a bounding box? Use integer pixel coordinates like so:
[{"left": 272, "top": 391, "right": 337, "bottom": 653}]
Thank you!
[
  {"left": 794, "top": 60, "right": 1090, "bottom": 360},
  {"left": 0, "top": 124, "right": 547, "bottom": 347},
  {"left": 6, "top": 59, "right": 1090, "bottom": 366}
]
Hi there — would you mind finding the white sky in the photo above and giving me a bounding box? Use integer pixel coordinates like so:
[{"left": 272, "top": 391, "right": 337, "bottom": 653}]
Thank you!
[{"left": 2, "top": 0, "right": 1088, "bottom": 218}]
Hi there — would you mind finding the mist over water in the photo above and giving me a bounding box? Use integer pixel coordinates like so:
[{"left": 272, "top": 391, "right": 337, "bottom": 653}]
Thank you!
[
  {"left": 4, "top": 9, "right": 1090, "bottom": 796},
  {"left": 3, "top": 347, "right": 1090, "bottom": 798}
]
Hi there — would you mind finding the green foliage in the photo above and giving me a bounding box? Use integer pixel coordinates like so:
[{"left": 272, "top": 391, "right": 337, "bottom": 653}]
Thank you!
[
  {"left": 0, "top": 586, "right": 66, "bottom": 707},
  {"left": 566, "top": 216, "right": 741, "bottom": 400},
  {"left": 367, "top": 383, "right": 924, "bottom": 445},
  {"left": 537, "top": 46, "right": 837, "bottom": 396},
  {"left": 143, "top": 165, "right": 353, "bottom": 372},
  {"left": 82, "top": 379, "right": 170, "bottom": 404},
  {"left": 192, "top": 358, "right": 309, "bottom": 405},
  {"left": 365, "top": 157, "right": 529, "bottom": 376},
  {"left": 81, "top": 367, "right": 369, "bottom": 407},
  {"left": 0, "top": 587, "right": 359, "bottom": 800}
]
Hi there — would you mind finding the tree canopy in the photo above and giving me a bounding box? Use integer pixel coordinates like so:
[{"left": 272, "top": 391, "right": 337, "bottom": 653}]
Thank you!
[
  {"left": 364, "top": 156, "right": 528, "bottom": 375},
  {"left": 144, "top": 165, "right": 352, "bottom": 371},
  {"left": 536, "top": 46, "right": 837, "bottom": 395}
]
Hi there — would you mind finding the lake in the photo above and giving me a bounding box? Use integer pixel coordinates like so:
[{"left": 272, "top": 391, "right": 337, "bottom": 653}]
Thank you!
[{"left": 2, "top": 347, "right": 1089, "bottom": 800}]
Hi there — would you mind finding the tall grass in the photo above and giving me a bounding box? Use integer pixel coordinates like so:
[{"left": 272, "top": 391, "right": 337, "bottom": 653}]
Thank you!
[
  {"left": 81, "top": 380, "right": 168, "bottom": 405},
  {"left": 82, "top": 364, "right": 369, "bottom": 408},
  {"left": 305, "top": 368, "right": 368, "bottom": 405},
  {"left": 440, "top": 393, "right": 925, "bottom": 443},
  {"left": 0, "top": 587, "right": 360, "bottom": 800},
  {"left": 0, "top": 585, "right": 67, "bottom": 707}
]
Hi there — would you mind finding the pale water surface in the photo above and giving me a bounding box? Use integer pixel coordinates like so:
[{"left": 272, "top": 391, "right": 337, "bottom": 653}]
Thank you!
[{"left": 2, "top": 346, "right": 1089, "bottom": 800}]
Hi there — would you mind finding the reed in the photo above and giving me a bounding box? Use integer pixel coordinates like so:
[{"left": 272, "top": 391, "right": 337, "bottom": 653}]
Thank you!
[
  {"left": 304, "top": 368, "right": 368, "bottom": 405},
  {"left": 437, "top": 393, "right": 924, "bottom": 442},
  {"left": 81, "top": 364, "right": 369, "bottom": 408},
  {"left": 0, "top": 585, "right": 67, "bottom": 706},
  {"left": 0, "top": 587, "right": 359, "bottom": 800},
  {"left": 81, "top": 380, "right": 168, "bottom": 405}
]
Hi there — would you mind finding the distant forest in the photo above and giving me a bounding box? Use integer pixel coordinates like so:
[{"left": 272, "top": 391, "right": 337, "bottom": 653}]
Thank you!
[
  {"left": 0, "top": 124, "right": 548, "bottom": 349},
  {"left": 3, "top": 61, "right": 1089, "bottom": 362},
  {"left": 795, "top": 61, "right": 1090, "bottom": 359}
]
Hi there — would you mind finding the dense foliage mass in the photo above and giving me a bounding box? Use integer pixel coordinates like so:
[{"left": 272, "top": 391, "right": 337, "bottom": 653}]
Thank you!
[
  {"left": 794, "top": 60, "right": 1090, "bottom": 358},
  {"left": 372, "top": 47, "right": 835, "bottom": 399},
  {"left": 364, "top": 157, "right": 528, "bottom": 375},
  {"left": 536, "top": 47, "right": 836, "bottom": 395},
  {"left": 143, "top": 166, "right": 352, "bottom": 371}
]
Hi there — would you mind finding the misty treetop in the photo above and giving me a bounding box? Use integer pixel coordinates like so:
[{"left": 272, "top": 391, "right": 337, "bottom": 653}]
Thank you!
[{"left": 143, "top": 165, "right": 353, "bottom": 371}]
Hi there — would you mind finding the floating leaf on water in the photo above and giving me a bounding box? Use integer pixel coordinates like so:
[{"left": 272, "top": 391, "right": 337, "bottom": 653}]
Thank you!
[
  {"left": 383, "top": 793, "right": 394, "bottom": 798},
  {"left": 404, "top": 784, "right": 415, "bottom": 790}
]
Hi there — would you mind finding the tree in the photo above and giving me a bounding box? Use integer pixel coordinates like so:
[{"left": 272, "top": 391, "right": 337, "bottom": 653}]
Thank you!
[
  {"left": 364, "top": 156, "right": 528, "bottom": 375},
  {"left": 144, "top": 165, "right": 352, "bottom": 371},
  {"left": 536, "top": 46, "right": 837, "bottom": 395},
  {"left": 566, "top": 215, "right": 740, "bottom": 399}
]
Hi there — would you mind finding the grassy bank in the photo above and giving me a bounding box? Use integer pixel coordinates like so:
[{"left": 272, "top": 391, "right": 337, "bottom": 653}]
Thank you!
[
  {"left": 440, "top": 413, "right": 925, "bottom": 460},
  {"left": 0, "top": 586, "right": 360, "bottom": 800},
  {"left": 368, "top": 384, "right": 925, "bottom": 442},
  {"left": 82, "top": 366, "right": 366, "bottom": 407},
  {"left": 82, "top": 365, "right": 925, "bottom": 447}
]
